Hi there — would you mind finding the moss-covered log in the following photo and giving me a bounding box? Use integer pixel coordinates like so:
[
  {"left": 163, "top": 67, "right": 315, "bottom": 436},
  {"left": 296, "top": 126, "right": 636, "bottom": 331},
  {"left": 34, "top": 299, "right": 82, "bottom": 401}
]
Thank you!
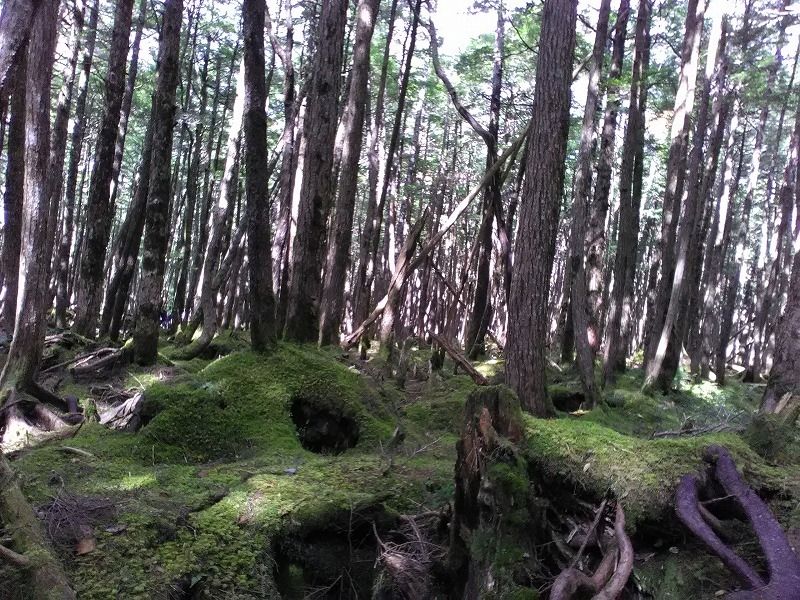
[{"left": 0, "top": 452, "right": 75, "bottom": 598}]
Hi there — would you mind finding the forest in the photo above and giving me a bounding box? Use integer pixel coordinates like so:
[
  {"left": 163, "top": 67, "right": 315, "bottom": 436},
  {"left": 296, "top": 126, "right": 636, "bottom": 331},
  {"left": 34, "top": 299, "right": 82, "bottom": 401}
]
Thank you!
[{"left": 0, "top": 0, "right": 799, "bottom": 597}]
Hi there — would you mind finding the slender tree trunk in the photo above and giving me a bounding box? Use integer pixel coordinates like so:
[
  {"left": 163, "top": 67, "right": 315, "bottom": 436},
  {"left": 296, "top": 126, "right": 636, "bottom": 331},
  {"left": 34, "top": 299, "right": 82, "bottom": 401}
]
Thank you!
[
  {"left": 55, "top": 0, "right": 99, "bottom": 328},
  {"left": 71, "top": 0, "right": 135, "bottom": 336},
  {"left": 587, "top": 0, "right": 630, "bottom": 348},
  {"left": 243, "top": 0, "right": 277, "bottom": 351},
  {"left": 133, "top": 0, "right": 183, "bottom": 364},
  {"left": 0, "top": 0, "right": 40, "bottom": 94},
  {"left": 561, "top": 0, "right": 611, "bottom": 368},
  {"left": 108, "top": 0, "right": 147, "bottom": 213},
  {"left": 318, "top": 0, "right": 380, "bottom": 345},
  {"left": 178, "top": 63, "right": 245, "bottom": 357},
  {"left": 283, "top": 0, "right": 349, "bottom": 342},
  {"left": 644, "top": 9, "right": 724, "bottom": 391},
  {"left": 350, "top": 0, "right": 398, "bottom": 337},
  {"left": 643, "top": 0, "right": 705, "bottom": 368},
  {"left": 270, "top": 0, "right": 297, "bottom": 332},
  {"left": 45, "top": 1, "right": 85, "bottom": 277},
  {"left": 0, "top": 54, "right": 26, "bottom": 336},
  {"left": 506, "top": 0, "right": 577, "bottom": 417},
  {"left": 173, "top": 42, "right": 209, "bottom": 325},
  {"left": 603, "top": 0, "right": 651, "bottom": 384}
]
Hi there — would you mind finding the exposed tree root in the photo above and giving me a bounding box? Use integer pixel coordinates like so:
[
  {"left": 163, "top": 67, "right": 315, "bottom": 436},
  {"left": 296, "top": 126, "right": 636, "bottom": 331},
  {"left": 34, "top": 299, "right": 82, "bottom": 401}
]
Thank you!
[
  {"left": 69, "top": 343, "right": 132, "bottom": 380},
  {"left": 0, "top": 386, "right": 83, "bottom": 452},
  {"left": 550, "top": 503, "right": 633, "bottom": 600},
  {"left": 676, "top": 444, "right": 800, "bottom": 599}
]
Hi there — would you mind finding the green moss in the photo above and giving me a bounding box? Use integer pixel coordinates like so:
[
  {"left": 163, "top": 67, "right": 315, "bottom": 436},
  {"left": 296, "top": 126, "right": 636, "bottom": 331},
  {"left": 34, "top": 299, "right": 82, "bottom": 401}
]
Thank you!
[
  {"left": 523, "top": 415, "right": 794, "bottom": 529},
  {"left": 11, "top": 343, "right": 458, "bottom": 599}
]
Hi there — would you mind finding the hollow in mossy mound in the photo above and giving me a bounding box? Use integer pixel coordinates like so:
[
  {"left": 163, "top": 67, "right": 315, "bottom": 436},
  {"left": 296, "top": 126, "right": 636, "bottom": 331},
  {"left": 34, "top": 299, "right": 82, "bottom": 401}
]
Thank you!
[{"left": 138, "top": 344, "right": 395, "bottom": 462}]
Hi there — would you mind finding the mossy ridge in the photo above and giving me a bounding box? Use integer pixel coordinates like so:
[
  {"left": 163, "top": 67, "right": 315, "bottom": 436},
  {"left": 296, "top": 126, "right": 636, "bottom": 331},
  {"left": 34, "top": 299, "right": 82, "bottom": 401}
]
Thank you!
[{"left": 523, "top": 415, "right": 798, "bottom": 530}]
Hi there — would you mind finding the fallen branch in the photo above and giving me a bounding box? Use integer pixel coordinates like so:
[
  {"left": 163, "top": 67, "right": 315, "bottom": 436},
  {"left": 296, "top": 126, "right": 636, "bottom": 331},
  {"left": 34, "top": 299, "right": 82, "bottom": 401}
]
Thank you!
[
  {"left": 0, "top": 542, "right": 30, "bottom": 568},
  {"left": 431, "top": 334, "right": 488, "bottom": 385}
]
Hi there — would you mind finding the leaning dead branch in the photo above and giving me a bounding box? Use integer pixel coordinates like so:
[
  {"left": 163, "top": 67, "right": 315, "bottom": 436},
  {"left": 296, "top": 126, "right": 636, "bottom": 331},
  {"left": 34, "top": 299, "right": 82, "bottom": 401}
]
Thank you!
[
  {"left": 342, "top": 121, "right": 530, "bottom": 349},
  {"left": 431, "top": 334, "right": 488, "bottom": 385}
]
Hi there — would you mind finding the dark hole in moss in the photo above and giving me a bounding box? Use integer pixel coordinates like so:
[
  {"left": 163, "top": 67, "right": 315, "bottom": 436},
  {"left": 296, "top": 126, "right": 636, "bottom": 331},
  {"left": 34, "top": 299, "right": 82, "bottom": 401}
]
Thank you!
[
  {"left": 550, "top": 388, "right": 585, "bottom": 412},
  {"left": 273, "top": 506, "right": 393, "bottom": 599},
  {"left": 290, "top": 394, "right": 359, "bottom": 455}
]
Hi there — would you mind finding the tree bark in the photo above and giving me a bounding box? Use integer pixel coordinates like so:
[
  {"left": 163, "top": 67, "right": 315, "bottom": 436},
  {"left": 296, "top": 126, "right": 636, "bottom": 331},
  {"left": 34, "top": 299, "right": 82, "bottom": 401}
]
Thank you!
[
  {"left": 283, "top": 0, "right": 349, "bottom": 342},
  {"left": 0, "top": 0, "right": 40, "bottom": 94},
  {"left": 45, "top": 1, "right": 86, "bottom": 277},
  {"left": 318, "top": 0, "right": 380, "bottom": 346},
  {"left": 243, "top": 0, "right": 277, "bottom": 351},
  {"left": 506, "top": 0, "right": 577, "bottom": 417},
  {"left": 108, "top": 0, "right": 148, "bottom": 215},
  {"left": 55, "top": 0, "right": 99, "bottom": 329},
  {"left": 586, "top": 0, "right": 630, "bottom": 348},
  {"left": 177, "top": 63, "right": 245, "bottom": 358},
  {"left": 0, "top": 2, "right": 77, "bottom": 593},
  {"left": 71, "top": 0, "right": 135, "bottom": 336},
  {"left": 760, "top": 92, "right": 800, "bottom": 418},
  {"left": 0, "top": 53, "right": 26, "bottom": 336},
  {"left": 643, "top": 0, "right": 705, "bottom": 369},
  {"left": 133, "top": 0, "right": 183, "bottom": 364},
  {"left": 603, "top": 0, "right": 651, "bottom": 384}
]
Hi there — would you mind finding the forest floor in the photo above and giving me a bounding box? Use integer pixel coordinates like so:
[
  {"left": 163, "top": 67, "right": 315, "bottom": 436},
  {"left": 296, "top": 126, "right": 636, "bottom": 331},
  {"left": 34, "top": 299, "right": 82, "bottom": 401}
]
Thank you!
[{"left": 1, "top": 332, "right": 798, "bottom": 599}]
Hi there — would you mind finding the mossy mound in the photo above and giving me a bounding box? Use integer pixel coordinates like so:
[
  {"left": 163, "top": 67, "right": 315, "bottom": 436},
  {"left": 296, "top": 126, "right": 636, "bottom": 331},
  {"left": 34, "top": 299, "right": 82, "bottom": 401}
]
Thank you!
[
  {"left": 139, "top": 344, "right": 395, "bottom": 462},
  {"left": 7, "top": 344, "right": 456, "bottom": 599}
]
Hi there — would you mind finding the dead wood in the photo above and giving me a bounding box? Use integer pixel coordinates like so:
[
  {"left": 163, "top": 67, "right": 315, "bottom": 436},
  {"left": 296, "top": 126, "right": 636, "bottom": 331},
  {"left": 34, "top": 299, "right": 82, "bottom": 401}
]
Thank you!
[{"left": 431, "top": 334, "right": 488, "bottom": 385}]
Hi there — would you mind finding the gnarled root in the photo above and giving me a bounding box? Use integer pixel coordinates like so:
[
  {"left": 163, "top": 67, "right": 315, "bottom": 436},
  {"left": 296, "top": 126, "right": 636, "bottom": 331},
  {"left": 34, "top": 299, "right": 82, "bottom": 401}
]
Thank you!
[
  {"left": 676, "top": 445, "right": 800, "bottom": 599},
  {"left": 1, "top": 386, "right": 83, "bottom": 452},
  {"left": 69, "top": 343, "right": 132, "bottom": 380},
  {"left": 550, "top": 503, "right": 634, "bottom": 600}
]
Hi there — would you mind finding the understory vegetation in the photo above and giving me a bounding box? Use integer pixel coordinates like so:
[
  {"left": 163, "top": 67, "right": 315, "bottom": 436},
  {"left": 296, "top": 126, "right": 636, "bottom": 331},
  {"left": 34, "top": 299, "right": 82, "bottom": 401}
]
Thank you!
[{"left": 2, "top": 337, "right": 797, "bottom": 598}]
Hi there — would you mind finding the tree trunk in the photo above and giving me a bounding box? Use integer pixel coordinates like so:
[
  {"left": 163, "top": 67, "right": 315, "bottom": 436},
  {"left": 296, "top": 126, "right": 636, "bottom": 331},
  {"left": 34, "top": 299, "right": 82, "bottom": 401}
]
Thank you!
[
  {"left": 243, "top": 0, "right": 277, "bottom": 351},
  {"left": 644, "top": 8, "right": 723, "bottom": 392},
  {"left": 0, "top": 0, "right": 40, "bottom": 94},
  {"left": 565, "top": 0, "right": 612, "bottom": 404},
  {"left": 643, "top": 0, "right": 705, "bottom": 369},
  {"left": 0, "top": 54, "right": 26, "bottom": 337},
  {"left": 71, "top": 0, "right": 135, "bottom": 336},
  {"left": 318, "top": 0, "right": 380, "bottom": 346},
  {"left": 506, "top": 0, "right": 577, "bottom": 417},
  {"left": 55, "top": 0, "right": 99, "bottom": 329},
  {"left": 45, "top": 0, "right": 85, "bottom": 278},
  {"left": 760, "top": 91, "right": 800, "bottom": 418},
  {"left": 133, "top": 0, "right": 183, "bottom": 364},
  {"left": 587, "top": 0, "right": 630, "bottom": 349},
  {"left": 283, "top": 0, "right": 349, "bottom": 342},
  {"left": 0, "top": 3, "right": 76, "bottom": 593},
  {"left": 603, "top": 0, "right": 651, "bottom": 384},
  {"left": 177, "top": 63, "right": 245, "bottom": 358}
]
